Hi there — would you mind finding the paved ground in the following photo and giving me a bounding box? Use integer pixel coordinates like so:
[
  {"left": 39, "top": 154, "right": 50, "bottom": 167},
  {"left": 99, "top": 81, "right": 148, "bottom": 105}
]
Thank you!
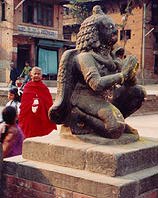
[{"left": 126, "top": 113, "right": 158, "bottom": 139}]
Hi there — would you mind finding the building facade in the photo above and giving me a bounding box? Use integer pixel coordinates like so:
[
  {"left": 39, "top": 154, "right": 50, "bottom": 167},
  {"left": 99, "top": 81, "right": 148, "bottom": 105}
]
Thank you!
[
  {"left": 63, "top": 0, "right": 158, "bottom": 84},
  {"left": 0, "top": 0, "right": 70, "bottom": 82}
]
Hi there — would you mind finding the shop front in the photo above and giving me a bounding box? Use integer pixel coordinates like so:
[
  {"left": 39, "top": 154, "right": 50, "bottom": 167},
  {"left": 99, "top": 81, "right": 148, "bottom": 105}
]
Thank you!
[
  {"left": 37, "top": 39, "right": 64, "bottom": 80},
  {"left": 13, "top": 25, "right": 66, "bottom": 80}
]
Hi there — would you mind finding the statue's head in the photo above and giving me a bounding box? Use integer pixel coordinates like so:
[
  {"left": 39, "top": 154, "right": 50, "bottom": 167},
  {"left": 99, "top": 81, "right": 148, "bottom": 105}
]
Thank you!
[{"left": 76, "top": 5, "right": 118, "bottom": 51}]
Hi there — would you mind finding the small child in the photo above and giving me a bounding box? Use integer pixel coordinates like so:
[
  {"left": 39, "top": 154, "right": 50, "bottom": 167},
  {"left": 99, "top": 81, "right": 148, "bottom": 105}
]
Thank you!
[
  {"left": 6, "top": 88, "right": 21, "bottom": 115},
  {"left": 0, "top": 106, "right": 24, "bottom": 158},
  {"left": 19, "top": 61, "right": 32, "bottom": 89}
]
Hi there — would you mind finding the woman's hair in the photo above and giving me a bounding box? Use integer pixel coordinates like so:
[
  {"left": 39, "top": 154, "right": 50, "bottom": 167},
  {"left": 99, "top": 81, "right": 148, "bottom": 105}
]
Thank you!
[
  {"left": 2, "top": 106, "right": 17, "bottom": 125},
  {"left": 31, "top": 66, "right": 42, "bottom": 74},
  {"left": 9, "top": 88, "right": 20, "bottom": 102}
]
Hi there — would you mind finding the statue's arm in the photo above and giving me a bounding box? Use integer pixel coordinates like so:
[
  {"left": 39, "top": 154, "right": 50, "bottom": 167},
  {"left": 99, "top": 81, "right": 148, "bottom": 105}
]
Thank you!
[
  {"left": 121, "top": 55, "right": 139, "bottom": 85},
  {"left": 77, "top": 53, "right": 124, "bottom": 92}
]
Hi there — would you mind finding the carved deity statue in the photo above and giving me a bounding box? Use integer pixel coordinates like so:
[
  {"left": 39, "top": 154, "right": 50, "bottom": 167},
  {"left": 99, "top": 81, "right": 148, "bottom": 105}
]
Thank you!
[{"left": 49, "top": 5, "right": 146, "bottom": 139}]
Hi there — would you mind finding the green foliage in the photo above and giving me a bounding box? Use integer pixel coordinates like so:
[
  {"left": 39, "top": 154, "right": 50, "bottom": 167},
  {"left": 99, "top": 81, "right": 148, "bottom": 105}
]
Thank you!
[
  {"left": 70, "top": 2, "right": 89, "bottom": 23},
  {"left": 69, "top": 0, "right": 144, "bottom": 24},
  {"left": 69, "top": 0, "right": 103, "bottom": 23}
]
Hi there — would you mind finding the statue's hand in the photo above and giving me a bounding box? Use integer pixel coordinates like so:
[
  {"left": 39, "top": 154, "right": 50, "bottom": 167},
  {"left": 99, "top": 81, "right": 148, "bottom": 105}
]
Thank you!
[{"left": 121, "top": 55, "right": 139, "bottom": 81}]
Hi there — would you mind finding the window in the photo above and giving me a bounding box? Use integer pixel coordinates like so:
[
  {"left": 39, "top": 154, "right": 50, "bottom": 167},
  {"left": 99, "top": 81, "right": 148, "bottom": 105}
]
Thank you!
[
  {"left": 155, "top": 33, "right": 158, "bottom": 43},
  {"left": 152, "top": 0, "right": 158, "bottom": 25},
  {"left": 119, "top": 1, "right": 132, "bottom": 15},
  {"left": 120, "top": 3, "right": 127, "bottom": 15},
  {"left": 153, "top": 33, "right": 158, "bottom": 51},
  {"left": 38, "top": 48, "right": 58, "bottom": 79},
  {"left": 154, "top": 55, "right": 158, "bottom": 74},
  {"left": 23, "top": 1, "right": 53, "bottom": 26},
  {"left": 120, "top": 29, "right": 131, "bottom": 40},
  {"left": 1, "top": 0, "right": 6, "bottom": 21}
]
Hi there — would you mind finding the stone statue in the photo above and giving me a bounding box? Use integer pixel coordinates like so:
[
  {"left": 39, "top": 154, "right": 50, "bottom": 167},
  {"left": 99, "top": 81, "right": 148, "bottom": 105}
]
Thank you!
[{"left": 49, "top": 5, "right": 146, "bottom": 139}]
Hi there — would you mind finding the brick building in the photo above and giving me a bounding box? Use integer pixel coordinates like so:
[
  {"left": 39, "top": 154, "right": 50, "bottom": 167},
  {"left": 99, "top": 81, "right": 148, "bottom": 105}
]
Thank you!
[
  {"left": 0, "top": 0, "right": 70, "bottom": 83},
  {"left": 63, "top": 0, "right": 158, "bottom": 84}
]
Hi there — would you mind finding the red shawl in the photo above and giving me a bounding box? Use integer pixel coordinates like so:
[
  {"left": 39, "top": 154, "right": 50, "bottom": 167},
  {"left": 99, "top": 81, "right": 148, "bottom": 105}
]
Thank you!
[{"left": 19, "top": 81, "right": 57, "bottom": 138}]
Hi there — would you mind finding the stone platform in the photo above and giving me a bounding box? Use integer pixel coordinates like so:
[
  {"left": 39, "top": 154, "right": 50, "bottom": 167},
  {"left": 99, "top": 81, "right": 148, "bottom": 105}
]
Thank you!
[{"left": 1, "top": 128, "right": 158, "bottom": 198}]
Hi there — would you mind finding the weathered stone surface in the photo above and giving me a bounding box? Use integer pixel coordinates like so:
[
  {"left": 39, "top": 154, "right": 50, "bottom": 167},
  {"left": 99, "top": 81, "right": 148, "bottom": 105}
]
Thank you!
[
  {"left": 60, "top": 125, "right": 139, "bottom": 145},
  {"left": 22, "top": 132, "right": 90, "bottom": 170},
  {"left": 3, "top": 156, "right": 158, "bottom": 198},
  {"left": 22, "top": 131, "right": 158, "bottom": 177},
  {"left": 49, "top": 5, "right": 146, "bottom": 139}
]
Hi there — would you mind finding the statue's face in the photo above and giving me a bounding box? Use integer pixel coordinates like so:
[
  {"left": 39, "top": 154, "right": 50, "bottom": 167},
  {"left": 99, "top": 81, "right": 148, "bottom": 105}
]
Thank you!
[{"left": 98, "top": 17, "right": 118, "bottom": 46}]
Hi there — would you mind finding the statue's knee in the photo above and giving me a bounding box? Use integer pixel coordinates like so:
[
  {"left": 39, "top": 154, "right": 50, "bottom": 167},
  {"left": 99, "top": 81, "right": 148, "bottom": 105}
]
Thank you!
[
  {"left": 134, "top": 85, "right": 147, "bottom": 100},
  {"left": 98, "top": 107, "right": 125, "bottom": 138}
]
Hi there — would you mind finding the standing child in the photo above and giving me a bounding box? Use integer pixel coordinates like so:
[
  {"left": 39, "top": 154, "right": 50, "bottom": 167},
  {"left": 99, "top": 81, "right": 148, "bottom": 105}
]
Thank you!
[
  {"left": 6, "top": 88, "right": 21, "bottom": 115},
  {"left": 19, "top": 67, "right": 57, "bottom": 138},
  {"left": 19, "top": 61, "right": 32, "bottom": 89},
  {"left": 0, "top": 106, "right": 24, "bottom": 158},
  {"left": 8, "top": 62, "right": 18, "bottom": 88}
]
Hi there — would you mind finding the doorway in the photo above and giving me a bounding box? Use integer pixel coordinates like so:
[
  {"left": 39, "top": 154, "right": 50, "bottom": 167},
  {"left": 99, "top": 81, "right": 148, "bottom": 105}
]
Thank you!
[{"left": 17, "top": 45, "right": 30, "bottom": 75}]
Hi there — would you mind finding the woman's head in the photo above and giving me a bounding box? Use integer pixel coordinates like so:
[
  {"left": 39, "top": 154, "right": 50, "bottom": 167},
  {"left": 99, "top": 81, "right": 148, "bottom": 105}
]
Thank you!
[
  {"left": 76, "top": 5, "right": 118, "bottom": 51},
  {"left": 2, "top": 106, "right": 17, "bottom": 125},
  {"left": 8, "top": 88, "right": 20, "bottom": 102},
  {"left": 30, "top": 67, "right": 42, "bottom": 82}
]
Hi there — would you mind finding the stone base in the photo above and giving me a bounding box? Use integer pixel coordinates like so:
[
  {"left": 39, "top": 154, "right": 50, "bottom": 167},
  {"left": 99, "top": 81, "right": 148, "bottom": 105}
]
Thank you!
[
  {"left": 22, "top": 129, "right": 158, "bottom": 177},
  {"left": 1, "top": 129, "right": 158, "bottom": 197},
  {"left": 60, "top": 125, "right": 139, "bottom": 145},
  {"left": 2, "top": 155, "right": 158, "bottom": 198}
]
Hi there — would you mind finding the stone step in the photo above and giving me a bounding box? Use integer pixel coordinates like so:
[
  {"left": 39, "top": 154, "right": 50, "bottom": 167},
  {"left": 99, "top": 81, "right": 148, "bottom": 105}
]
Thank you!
[
  {"left": 22, "top": 129, "right": 158, "bottom": 177},
  {"left": 3, "top": 155, "right": 158, "bottom": 198}
]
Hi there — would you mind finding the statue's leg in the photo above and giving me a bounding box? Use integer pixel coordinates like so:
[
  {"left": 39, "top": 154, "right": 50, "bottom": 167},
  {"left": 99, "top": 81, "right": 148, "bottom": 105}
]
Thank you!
[
  {"left": 112, "top": 85, "right": 146, "bottom": 118},
  {"left": 70, "top": 93, "right": 125, "bottom": 139}
]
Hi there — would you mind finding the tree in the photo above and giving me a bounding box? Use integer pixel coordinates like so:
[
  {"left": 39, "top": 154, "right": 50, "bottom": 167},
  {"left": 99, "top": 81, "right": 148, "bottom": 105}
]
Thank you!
[
  {"left": 69, "top": 0, "right": 105, "bottom": 23},
  {"left": 69, "top": 0, "right": 144, "bottom": 25}
]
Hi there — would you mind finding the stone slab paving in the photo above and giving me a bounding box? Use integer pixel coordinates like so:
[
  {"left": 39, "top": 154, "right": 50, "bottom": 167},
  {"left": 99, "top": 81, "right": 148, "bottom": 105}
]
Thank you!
[{"left": 126, "top": 114, "right": 158, "bottom": 139}]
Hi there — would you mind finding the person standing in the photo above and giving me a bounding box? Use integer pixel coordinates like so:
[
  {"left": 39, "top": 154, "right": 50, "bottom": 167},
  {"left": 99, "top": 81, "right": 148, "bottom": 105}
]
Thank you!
[
  {"left": 8, "top": 62, "right": 18, "bottom": 88},
  {"left": 19, "top": 67, "right": 57, "bottom": 138},
  {"left": 6, "top": 88, "right": 21, "bottom": 116}
]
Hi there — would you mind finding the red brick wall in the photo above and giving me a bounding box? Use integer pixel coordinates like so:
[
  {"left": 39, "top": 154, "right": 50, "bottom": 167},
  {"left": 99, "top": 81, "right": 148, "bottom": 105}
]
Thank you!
[
  {"left": 1, "top": 174, "right": 95, "bottom": 198},
  {"left": 13, "top": 0, "right": 63, "bottom": 38},
  {"left": 138, "top": 189, "right": 158, "bottom": 198},
  {"left": 1, "top": 174, "right": 158, "bottom": 198}
]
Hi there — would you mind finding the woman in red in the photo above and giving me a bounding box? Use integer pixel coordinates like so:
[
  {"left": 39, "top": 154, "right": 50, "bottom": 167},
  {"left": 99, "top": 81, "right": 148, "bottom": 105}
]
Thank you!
[{"left": 19, "top": 67, "right": 56, "bottom": 138}]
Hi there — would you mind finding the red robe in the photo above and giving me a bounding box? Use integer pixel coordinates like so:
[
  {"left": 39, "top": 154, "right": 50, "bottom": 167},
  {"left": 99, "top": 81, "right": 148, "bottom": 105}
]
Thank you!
[{"left": 19, "top": 81, "right": 57, "bottom": 138}]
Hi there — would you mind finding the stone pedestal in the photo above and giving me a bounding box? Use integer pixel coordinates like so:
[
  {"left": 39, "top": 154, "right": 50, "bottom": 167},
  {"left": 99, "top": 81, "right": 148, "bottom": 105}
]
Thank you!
[{"left": 1, "top": 127, "right": 158, "bottom": 198}]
